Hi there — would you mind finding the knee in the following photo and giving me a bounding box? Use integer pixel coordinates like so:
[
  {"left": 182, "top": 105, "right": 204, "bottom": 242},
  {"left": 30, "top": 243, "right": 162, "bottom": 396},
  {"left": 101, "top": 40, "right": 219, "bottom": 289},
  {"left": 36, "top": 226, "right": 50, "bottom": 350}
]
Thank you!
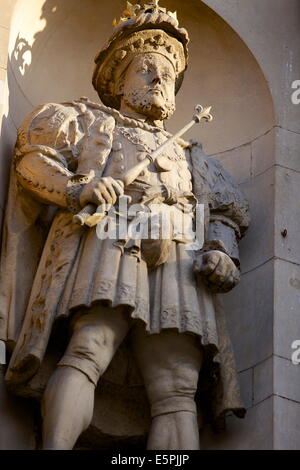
[
  {"left": 70, "top": 325, "right": 109, "bottom": 362},
  {"left": 59, "top": 324, "right": 112, "bottom": 385},
  {"left": 145, "top": 368, "right": 199, "bottom": 418}
]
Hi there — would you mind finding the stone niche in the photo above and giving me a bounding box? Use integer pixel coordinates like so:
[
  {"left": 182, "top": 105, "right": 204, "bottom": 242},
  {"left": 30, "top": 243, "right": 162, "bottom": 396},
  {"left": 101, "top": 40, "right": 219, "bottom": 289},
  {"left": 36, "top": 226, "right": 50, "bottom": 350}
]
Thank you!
[{"left": 0, "top": 0, "right": 275, "bottom": 450}]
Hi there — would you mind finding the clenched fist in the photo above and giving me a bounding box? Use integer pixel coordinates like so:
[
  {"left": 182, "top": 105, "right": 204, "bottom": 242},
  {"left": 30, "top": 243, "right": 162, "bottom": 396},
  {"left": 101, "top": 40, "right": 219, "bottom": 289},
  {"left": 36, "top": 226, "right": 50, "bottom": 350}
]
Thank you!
[
  {"left": 79, "top": 177, "right": 124, "bottom": 207},
  {"left": 194, "top": 250, "right": 240, "bottom": 293}
]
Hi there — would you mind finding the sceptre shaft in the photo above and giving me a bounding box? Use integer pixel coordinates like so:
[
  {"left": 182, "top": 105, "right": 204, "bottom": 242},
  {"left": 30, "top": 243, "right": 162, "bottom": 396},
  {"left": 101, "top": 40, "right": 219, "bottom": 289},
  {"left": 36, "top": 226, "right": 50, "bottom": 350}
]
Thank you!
[{"left": 73, "top": 104, "right": 213, "bottom": 227}]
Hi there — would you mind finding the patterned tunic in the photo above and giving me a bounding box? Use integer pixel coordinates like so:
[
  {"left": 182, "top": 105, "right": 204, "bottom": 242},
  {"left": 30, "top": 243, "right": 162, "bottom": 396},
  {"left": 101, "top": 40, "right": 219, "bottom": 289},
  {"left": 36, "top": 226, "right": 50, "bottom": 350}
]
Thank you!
[{"left": 58, "top": 123, "right": 216, "bottom": 342}]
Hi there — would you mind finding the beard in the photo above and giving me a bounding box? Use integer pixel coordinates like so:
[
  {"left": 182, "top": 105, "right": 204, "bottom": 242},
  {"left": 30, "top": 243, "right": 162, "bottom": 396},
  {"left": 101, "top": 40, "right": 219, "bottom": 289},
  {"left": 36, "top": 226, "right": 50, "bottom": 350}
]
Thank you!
[{"left": 123, "top": 88, "right": 176, "bottom": 121}]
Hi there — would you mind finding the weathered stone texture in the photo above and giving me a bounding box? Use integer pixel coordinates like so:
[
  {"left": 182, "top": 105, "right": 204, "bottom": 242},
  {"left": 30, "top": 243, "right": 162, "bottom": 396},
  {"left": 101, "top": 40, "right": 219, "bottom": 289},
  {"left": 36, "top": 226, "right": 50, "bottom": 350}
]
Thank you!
[
  {"left": 275, "top": 167, "right": 300, "bottom": 265},
  {"left": 275, "top": 127, "right": 300, "bottom": 173},
  {"left": 239, "top": 169, "right": 274, "bottom": 273},
  {"left": 274, "top": 396, "right": 300, "bottom": 450},
  {"left": 274, "top": 259, "right": 300, "bottom": 360},
  {"left": 222, "top": 260, "right": 273, "bottom": 372},
  {"left": 253, "top": 357, "right": 273, "bottom": 406},
  {"left": 274, "top": 356, "right": 300, "bottom": 403},
  {"left": 238, "top": 369, "right": 253, "bottom": 410},
  {"left": 212, "top": 144, "right": 251, "bottom": 184},
  {"left": 251, "top": 128, "right": 275, "bottom": 177}
]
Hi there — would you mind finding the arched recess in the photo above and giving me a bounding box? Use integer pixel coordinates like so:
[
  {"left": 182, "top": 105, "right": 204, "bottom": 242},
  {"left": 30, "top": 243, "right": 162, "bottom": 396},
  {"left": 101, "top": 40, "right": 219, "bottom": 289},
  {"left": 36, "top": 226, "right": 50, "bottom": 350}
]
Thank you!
[
  {"left": 0, "top": 0, "right": 276, "bottom": 450},
  {"left": 5, "top": 0, "right": 275, "bottom": 152}
]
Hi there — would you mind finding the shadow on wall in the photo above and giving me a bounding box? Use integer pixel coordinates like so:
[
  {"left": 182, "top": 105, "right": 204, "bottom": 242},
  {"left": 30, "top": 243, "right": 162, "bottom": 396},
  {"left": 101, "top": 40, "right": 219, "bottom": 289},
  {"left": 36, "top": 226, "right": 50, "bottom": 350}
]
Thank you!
[{"left": 0, "top": 0, "right": 61, "bottom": 236}]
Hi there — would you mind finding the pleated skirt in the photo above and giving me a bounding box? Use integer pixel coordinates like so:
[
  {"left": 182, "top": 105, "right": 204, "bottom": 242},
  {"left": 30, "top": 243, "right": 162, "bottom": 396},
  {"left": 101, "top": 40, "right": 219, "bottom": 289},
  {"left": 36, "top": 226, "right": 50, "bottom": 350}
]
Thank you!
[{"left": 58, "top": 227, "right": 220, "bottom": 352}]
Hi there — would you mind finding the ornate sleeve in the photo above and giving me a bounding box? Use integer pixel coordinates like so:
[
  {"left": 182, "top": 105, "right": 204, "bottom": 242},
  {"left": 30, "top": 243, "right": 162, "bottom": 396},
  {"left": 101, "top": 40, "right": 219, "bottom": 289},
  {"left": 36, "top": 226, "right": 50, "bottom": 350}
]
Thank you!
[
  {"left": 189, "top": 140, "right": 250, "bottom": 267},
  {"left": 14, "top": 101, "right": 115, "bottom": 213}
]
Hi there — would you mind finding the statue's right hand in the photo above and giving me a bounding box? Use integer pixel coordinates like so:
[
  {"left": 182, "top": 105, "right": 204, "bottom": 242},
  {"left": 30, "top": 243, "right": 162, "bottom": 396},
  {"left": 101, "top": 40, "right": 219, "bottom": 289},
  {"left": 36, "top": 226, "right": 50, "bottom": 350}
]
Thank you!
[{"left": 79, "top": 177, "right": 124, "bottom": 207}]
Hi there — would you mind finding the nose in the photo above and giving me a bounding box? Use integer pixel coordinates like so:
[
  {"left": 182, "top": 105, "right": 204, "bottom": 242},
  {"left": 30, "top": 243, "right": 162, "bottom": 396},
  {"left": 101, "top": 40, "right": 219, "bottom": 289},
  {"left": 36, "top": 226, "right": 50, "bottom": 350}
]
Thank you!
[{"left": 152, "top": 73, "right": 162, "bottom": 85}]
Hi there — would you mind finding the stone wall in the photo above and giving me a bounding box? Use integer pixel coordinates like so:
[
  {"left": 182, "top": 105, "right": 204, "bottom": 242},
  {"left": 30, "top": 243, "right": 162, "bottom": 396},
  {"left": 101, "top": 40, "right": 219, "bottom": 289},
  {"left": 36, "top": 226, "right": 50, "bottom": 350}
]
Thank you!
[{"left": 200, "top": 0, "right": 300, "bottom": 450}]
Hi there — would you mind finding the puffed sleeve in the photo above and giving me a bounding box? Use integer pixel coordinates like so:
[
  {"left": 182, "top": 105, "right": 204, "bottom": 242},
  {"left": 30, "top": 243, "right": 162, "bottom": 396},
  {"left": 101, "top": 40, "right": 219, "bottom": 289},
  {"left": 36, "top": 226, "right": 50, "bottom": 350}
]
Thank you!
[
  {"left": 14, "top": 100, "right": 115, "bottom": 212},
  {"left": 189, "top": 139, "right": 250, "bottom": 267}
]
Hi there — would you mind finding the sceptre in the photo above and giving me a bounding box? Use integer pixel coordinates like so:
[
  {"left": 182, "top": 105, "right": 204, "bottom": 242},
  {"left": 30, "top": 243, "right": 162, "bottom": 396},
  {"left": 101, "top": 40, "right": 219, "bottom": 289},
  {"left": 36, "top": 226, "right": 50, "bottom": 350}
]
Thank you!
[{"left": 73, "top": 104, "right": 213, "bottom": 227}]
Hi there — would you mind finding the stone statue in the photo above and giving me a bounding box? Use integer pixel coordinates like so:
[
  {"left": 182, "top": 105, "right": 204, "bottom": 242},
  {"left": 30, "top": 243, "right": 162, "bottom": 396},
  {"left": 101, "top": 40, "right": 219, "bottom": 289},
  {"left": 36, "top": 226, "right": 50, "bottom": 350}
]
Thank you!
[{"left": 0, "top": 1, "right": 250, "bottom": 450}]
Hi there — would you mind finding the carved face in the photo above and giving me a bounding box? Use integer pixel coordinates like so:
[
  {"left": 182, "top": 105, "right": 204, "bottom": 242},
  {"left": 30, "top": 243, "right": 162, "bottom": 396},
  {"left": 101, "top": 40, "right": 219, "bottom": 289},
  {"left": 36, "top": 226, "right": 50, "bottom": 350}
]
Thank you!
[{"left": 120, "top": 53, "right": 176, "bottom": 120}]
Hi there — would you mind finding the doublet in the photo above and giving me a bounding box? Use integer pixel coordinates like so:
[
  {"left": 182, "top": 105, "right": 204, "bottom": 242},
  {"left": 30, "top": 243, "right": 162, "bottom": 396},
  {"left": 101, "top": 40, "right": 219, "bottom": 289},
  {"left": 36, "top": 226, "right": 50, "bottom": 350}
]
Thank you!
[
  {"left": 104, "top": 123, "right": 193, "bottom": 196},
  {"left": 61, "top": 120, "right": 209, "bottom": 337}
]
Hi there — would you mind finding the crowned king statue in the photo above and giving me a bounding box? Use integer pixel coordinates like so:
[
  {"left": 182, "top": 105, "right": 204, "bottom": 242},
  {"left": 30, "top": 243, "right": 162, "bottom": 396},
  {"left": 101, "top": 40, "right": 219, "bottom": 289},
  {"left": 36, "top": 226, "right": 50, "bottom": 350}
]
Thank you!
[{"left": 0, "top": 0, "right": 250, "bottom": 450}]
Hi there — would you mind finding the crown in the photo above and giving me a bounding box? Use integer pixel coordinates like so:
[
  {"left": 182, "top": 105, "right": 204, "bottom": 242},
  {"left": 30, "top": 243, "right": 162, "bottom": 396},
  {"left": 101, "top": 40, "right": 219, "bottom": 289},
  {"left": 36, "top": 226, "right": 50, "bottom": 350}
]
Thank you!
[{"left": 112, "top": 1, "right": 178, "bottom": 28}]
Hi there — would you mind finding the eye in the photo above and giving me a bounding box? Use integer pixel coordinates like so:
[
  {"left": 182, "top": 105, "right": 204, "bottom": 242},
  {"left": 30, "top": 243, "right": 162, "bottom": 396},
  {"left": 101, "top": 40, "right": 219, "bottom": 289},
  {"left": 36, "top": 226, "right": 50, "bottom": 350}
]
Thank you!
[
  {"left": 163, "top": 72, "right": 173, "bottom": 81},
  {"left": 139, "top": 66, "right": 148, "bottom": 74}
]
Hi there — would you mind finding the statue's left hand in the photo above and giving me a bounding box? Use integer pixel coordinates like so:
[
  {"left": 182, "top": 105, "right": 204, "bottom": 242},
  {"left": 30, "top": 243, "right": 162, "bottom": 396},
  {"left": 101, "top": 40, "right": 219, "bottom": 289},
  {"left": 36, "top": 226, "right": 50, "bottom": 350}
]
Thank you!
[{"left": 194, "top": 250, "right": 241, "bottom": 293}]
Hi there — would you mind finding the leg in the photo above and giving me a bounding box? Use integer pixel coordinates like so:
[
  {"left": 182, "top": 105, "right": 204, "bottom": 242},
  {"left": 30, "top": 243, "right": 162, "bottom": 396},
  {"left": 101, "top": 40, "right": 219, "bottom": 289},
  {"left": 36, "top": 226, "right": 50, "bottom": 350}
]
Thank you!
[
  {"left": 42, "top": 305, "right": 130, "bottom": 450},
  {"left": 131, "top": 325, "right": 203, "bottom": 450}
]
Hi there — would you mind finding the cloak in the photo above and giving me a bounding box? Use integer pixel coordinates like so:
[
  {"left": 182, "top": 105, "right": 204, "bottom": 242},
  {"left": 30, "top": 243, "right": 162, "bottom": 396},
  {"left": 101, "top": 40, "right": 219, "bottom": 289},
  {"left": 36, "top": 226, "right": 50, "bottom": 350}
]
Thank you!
[{"left": 0, "top": 98, "right": 250, "bottom": 430}]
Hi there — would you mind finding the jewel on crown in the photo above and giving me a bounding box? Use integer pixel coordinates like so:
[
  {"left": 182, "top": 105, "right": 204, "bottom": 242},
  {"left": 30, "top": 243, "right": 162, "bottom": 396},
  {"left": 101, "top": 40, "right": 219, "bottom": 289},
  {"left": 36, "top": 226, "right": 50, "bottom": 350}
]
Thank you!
[{"left": 112, "top": 1, "right": 177, "bottom": 28}]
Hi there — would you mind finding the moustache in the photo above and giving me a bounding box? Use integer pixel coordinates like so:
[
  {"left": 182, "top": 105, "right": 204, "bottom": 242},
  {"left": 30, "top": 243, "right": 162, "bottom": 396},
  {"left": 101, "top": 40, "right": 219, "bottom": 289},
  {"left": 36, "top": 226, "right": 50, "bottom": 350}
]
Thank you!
[{"left": 146, "top": 87, "right": 164, "bottom": 97}]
